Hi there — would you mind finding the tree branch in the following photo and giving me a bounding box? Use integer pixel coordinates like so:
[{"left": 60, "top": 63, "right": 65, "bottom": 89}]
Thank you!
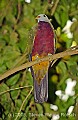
[
  {"left": 0, "top": 85, "right": 32, "bottom": 96},
  {"left": 0, "top": 46, "right": 78, "bottom": 81},
  {"left": 51, "top": 0, "right": 59, "bottom": 16}
]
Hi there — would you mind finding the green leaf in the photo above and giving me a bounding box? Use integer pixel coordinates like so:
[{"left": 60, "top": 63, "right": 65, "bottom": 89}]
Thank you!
[
  {"left": 15, "top": 99, "right": 22, "bottom": 109},
  {"left": 0, "top": 40, "right": 6, "bottom": 51},
  {"left": 0, "top": 0, "right": 8, "bottom": 25},
  {"left": 10, "top": 85, "right": 20, "bottom": 100},
  {"left": 57, "top": 61, "right": 67, "bottom": 75},
  {"left": 0, "top": 83, "right": 10, "bottom": 101},
  {"left": 6, "top": 73, "right": 20, "bottom": 86},
  {"left": 54, "top": 12, "right": 61, "bottom": 25},
  {"left": 36, "top": 104, "right": 43, "bottom": 114},
  {"left": 0, "top": 64, "right": 6, "bottom": 74},
  {"left": 9, "top": 31, "right": 18, "bottom": 45},
  {"left": 3, "top": 46, "right": 21, "bottom": 62},
  {"left": 60, "top": 11, "right": 68, "bottom": 28},
  {"left": 60, "top": 33, "right": 72, "bottom": 48},
  {"left": 66, "top": 60, "right": 78, "bottom": 77}
]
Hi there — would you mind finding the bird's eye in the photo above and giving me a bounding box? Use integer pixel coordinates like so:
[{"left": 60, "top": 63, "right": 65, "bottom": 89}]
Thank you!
[{"left": 43, "top": 14, "right": 46, "bottom": 17}]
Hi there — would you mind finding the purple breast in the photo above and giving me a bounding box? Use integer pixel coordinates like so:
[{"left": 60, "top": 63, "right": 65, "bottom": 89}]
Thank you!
[{"left": 32, "top": 21, "right": 55, "bottom": 56}]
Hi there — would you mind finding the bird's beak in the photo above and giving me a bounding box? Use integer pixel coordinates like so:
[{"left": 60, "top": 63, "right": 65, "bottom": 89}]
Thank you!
[{"left": 35, "top": 15, "right": 40, "bottom": 20}]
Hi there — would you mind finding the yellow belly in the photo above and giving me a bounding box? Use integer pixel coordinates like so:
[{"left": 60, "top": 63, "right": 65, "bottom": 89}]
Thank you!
[{"left": 32, "top": 54, "right": 49, "bottom": 84}]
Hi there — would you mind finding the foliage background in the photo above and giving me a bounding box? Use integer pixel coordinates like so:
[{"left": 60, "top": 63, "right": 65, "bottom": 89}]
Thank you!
[{"left": 0, "top": 0, "right": 78, "bottom": 120}]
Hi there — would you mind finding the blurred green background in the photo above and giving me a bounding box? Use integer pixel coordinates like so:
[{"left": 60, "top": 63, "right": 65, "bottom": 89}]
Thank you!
[{"left": 0, "top": 0, "right": 78, "bottom": 120}]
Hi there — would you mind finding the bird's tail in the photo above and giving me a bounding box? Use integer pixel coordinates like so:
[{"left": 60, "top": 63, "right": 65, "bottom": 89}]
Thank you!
[{"left": 34, "top": 73, "right": 48, "bottom": 103}]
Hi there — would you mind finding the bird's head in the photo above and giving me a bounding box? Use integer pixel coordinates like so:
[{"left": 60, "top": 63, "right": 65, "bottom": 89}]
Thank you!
[{"left": 35, "top": 14, "right": 50, "bottom": 23}]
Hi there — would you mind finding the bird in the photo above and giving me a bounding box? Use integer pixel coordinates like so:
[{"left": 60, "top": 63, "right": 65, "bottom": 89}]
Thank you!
[{"left": 30, "top": 14, "right": 55, "bottom": 103}]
